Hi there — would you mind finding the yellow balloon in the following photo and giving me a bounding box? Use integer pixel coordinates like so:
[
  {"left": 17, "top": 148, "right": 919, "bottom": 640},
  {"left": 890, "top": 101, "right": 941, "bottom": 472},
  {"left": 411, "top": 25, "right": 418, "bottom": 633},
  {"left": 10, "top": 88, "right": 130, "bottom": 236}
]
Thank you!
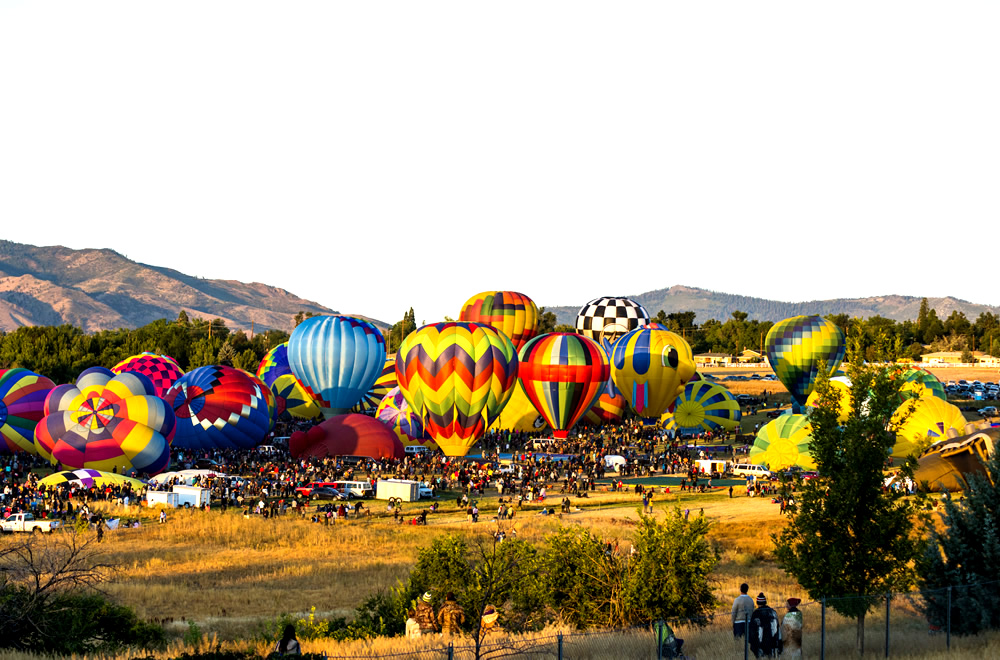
[{"left": 891, "top": 397, "right": 967, "bottom": 458}]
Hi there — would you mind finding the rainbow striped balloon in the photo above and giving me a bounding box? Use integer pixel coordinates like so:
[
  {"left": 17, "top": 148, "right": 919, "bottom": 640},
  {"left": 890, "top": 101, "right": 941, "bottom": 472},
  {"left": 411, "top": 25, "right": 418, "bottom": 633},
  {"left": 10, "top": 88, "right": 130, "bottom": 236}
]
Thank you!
[
  {"left": 459, "top": 291, "right": 539, "bottom": 352},
  {"left": 395, "top": 322, "right": 518, "bottom": 456},
  {"left": 517, "top": 333, "right": 609, "bottom": 438},
  {"left": 0, "top": 368, "right": 56, "bottom": 454}
]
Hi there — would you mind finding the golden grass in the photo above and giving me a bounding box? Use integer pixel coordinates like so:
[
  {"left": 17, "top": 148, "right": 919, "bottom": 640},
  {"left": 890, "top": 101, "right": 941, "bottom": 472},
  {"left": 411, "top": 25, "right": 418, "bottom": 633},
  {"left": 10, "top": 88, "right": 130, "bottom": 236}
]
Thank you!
[{"left": 4, "top": 480, "right": 993, "bottom": 658}]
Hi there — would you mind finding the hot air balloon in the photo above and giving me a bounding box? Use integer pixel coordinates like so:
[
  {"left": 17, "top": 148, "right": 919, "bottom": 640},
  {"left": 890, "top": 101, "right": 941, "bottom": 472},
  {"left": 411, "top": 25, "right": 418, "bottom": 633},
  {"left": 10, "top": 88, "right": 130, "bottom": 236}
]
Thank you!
[
  {"left": 891, "top": 397, "right": 967, "bottom": 458},
  {"left": 287, "top": 315, "right": 387, "bottom": 418},
  {"left": 376, "top": 386, "right": 435, "bottom": 448},
  {"left": 914, "top": 428, "right": 999, "bottom": 492},
  {"left": 898, "top": 368, "right": 947, "bottom": 403},
  {"left": 38, "top": 469, "right": 146, "bottom": 490},
  {"left": 459, "top": 291, "right": 540, "bottom": 352},
  {"left": 257, "top": 343, "right": 322, "bottom": 419},
  {"left": 749, "top": 414, "right": 815, "bottom": 470},
  {"left": 395, "top": 322, "right": 518, "bottom": 456},
  {"left": 516, "top": 333, "right": 610, "bottom": 439},
  {"left": 290, "top": 414, "right": 405, "bottom": 460},
  {"left": 805, "top": 376, "right": 854, "bottom": 423},
  {"left": 490, "top": 385, "right": 550, "bottom": 433},
  {"left": 576, "top": 297, "right": 650, "bottom": 352},
  {"left": 0, "top": 368, "right": 56, "bottom": 454},
  {"left": 353, "top": 357, "right": 398, "bottom": 414},
  {"left": 165, "top": 365, "right": 271, "bottom": 450},
  {"left": 765, "top": 315, "right": 846, "bottom": 411},
  {"left": 583, "top": 383, "right": 627, "bottom": 426},
  {"left": 611, "top": 328, "right": 696, "bottom": 418},
  {"left": 660, "top": 381, "right": 742, "bottom": 434},
  {"left": 242, "top": 370, "right": 278, "bottom": 431},
  {"left": 111, "top": 353, "right": 184, "bottom": 398},
  {"left": 35, "top": 369, "right": 175, "bottom": 475}
]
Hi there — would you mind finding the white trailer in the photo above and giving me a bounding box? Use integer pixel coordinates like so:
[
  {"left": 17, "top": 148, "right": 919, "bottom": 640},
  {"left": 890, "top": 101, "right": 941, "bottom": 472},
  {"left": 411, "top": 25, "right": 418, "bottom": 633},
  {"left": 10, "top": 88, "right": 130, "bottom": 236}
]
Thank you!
[
  {"left": 377, "top": 479, "right": 420, "bottom": 502},
  {"left": 146, "top": 485, "right": 210, "bottom": 508}
]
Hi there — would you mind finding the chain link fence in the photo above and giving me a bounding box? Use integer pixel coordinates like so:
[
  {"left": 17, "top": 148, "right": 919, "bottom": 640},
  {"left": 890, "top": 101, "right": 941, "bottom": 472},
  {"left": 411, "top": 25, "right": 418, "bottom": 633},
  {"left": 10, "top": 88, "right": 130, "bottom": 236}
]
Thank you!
[{"left": 308, "top": 581, "right": 1000, "bottom": 659}]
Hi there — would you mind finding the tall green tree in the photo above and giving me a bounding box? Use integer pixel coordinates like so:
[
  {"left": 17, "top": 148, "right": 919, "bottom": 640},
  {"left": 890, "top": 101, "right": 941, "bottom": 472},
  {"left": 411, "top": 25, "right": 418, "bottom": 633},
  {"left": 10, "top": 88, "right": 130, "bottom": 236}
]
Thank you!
[
  {"left": 773, "top": 363, "right": 924, "bottom": 655},
  {"left": 918, "top": 447, "right": 1000, "bottom": 635}
]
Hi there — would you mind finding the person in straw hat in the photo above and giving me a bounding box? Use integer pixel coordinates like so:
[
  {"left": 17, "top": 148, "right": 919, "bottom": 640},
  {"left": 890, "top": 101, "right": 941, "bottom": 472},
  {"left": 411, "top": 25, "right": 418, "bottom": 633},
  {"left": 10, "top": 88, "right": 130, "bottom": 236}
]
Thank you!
[{"left": 781, "top": 597, "right": 803, "bottom": 659}]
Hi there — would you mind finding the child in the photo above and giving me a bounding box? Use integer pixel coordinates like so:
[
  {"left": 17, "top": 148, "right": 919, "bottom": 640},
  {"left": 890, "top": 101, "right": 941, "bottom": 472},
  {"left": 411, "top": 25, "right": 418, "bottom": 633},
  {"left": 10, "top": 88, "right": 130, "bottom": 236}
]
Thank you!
[{"left": 405, "top": 608, "right": 421, "bottom": 639}]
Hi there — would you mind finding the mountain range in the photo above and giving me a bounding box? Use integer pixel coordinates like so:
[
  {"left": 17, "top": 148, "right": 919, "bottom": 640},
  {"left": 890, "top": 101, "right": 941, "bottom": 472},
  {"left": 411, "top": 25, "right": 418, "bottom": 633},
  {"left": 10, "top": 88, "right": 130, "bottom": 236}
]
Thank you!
[
  {"left": 2, "top": 241, "right": 998, "bottom": 334},
  {"left": 546, "top": 285, "right": 1000, "bottom": 327},
  {"left": 0, "top": 240, "right": 345, "bottom": 333}
]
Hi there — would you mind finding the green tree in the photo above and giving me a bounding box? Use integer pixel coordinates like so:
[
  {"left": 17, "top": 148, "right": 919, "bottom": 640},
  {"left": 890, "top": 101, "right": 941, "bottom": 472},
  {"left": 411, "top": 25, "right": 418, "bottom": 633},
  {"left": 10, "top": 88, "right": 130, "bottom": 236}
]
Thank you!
[
  {"left": 537, "top": 307, "right": 558, "bottom": 334},
  {"left": 773, "top": 363, "right": 924, "bottom": 655},
  {"left": 622, "top": 509, "right": 719, "bottom": 624},
  {"left": 918, "top": 449, "right": 1000, "bottom": 635}
]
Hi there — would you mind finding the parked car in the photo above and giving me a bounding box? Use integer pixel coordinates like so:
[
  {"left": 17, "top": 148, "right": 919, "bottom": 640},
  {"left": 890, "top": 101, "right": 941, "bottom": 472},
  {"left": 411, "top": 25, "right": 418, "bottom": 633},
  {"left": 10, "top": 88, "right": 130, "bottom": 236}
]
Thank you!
[
  {"left": 978, "top": 406, "right": 999, "bottom": 418},
  {"left": 309, "top": 487, "right": 346, "bottom": 501}
]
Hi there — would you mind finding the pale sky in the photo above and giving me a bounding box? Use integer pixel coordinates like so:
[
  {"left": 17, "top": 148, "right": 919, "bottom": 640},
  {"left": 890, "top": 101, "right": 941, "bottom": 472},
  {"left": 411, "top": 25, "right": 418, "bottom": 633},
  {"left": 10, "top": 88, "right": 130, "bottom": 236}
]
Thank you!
[{"left": 1, "top": 1, "right": 997, "bottom": 327}]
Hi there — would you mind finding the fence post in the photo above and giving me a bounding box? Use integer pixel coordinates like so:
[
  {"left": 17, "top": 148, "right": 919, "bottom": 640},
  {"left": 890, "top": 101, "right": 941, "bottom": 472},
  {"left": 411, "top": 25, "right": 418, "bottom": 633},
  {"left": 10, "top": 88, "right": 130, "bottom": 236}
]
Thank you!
[
  {"left": 946, "top": 586, "right": 952, "bottom": 651},
  {"left": 447, "top": 641, "right": 454, "bottom": 660},
  {"left": 820, "top": 597, "right": 826, "bottom": 660},
  {"left": 558, "top": 631, "right": 564, "bottom": 660},
  {"left": 885, "top": 591, "right": 891, "bottom": 658},
  {"left": 744, "top": 616, "right": 750, "bottom": 660}
]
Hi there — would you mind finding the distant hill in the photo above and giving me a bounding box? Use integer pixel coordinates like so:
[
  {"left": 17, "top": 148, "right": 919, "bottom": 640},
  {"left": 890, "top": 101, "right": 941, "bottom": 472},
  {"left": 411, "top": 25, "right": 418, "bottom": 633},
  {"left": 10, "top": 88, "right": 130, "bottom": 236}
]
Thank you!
[
  {"left": 0, "top": 240, "right": 386, "bottom": 333},
  {"left": 546, "top": 285, "right": 1000, "bottom": 326}
]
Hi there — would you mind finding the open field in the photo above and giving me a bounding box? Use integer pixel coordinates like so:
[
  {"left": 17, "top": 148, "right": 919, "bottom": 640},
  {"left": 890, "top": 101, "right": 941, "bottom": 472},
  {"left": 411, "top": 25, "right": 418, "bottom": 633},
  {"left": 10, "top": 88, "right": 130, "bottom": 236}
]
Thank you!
[{"left": 4, "top": 482, "right": 991, "bottom": 659}]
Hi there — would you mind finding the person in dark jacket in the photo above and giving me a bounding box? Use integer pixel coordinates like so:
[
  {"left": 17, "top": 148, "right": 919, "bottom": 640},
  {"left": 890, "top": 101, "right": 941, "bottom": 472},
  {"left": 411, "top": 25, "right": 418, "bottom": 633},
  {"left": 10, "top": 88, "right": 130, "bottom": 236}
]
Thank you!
[{"left": 748, "top": 592, "right": 781, "bottom": 658}]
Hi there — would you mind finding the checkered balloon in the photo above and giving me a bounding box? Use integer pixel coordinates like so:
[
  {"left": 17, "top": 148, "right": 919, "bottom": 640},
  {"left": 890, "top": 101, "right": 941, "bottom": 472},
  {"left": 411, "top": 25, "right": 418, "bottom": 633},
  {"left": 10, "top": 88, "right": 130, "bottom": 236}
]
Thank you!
[
  {"left": 575, "top": 297, "right": 650, "bottom": 347},
  {"left": 111, "top": 353, "right": 184, "bottom": 399}
]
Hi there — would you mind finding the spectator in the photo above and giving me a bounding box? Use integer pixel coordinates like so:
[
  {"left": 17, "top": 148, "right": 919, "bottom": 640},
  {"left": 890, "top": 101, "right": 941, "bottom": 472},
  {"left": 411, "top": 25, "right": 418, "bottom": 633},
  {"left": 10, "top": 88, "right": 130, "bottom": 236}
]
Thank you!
[
  {"left": 732, "top": 582, "right": 754, "bottom": 638},
  {"left": 748, "top": 593, "right": 781, "bottom": 658}
]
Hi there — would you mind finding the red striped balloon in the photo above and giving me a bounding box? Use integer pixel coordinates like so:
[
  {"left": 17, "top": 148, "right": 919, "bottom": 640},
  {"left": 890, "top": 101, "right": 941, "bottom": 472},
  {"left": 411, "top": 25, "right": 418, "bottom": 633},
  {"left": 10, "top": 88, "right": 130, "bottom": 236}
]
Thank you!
[{"left": 517, "top": 333, "right": 610, "bottom": 439}]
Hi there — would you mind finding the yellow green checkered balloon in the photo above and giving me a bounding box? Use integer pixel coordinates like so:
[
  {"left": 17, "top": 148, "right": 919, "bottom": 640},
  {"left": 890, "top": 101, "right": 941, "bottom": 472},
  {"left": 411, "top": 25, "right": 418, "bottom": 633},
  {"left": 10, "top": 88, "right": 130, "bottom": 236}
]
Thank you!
[{"left": 765, "top": 315, "right": 845, "bottom": 408}]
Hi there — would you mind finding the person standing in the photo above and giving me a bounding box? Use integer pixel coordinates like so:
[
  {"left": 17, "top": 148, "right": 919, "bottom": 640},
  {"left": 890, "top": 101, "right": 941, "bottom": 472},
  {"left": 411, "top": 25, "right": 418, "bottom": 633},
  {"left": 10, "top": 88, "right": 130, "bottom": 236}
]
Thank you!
[
  {"left": 437, "top": 592, "right": 466, "bottom": 637},
  {"left": 748, "top": 592, "right": 781, "bottom": 658},
  {"left": 405, "top": 608, "right": 421, "bottom": 639},
  {"left": 274, "top": 624, "right": 301, "bottom": 655},
  {"left": 732, "top": 582, "right": 755, "bottom": 638},
  {"left": 415, "top": 592, "right": 438, "bottom": 635},
  {"left": 781, "top": 598, "right": 803, "bottom": 659}
]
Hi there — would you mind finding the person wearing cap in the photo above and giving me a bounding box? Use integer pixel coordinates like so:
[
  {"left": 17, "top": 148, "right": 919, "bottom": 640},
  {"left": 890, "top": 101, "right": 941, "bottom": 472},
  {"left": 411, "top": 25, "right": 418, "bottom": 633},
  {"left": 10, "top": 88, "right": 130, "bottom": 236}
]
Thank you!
[
  {"left": 732, "top": 583, "right": 755, "bottom": 638},
  {"left": 748, "top": 592, "right": 781, "bottom": 658},
  {"left": 781, "top": 598, "right": 803, "bottom": 659},
  {"left": 415, "top": 592, "right": 439, "bottom": 634}
]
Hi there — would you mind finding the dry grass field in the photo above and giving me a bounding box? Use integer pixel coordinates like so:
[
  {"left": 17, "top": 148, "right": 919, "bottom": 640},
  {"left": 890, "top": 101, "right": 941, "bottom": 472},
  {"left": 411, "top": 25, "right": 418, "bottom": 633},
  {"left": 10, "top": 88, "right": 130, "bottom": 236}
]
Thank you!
[{"left": 4, "top": 482, "right": 994, "bottom": 659}]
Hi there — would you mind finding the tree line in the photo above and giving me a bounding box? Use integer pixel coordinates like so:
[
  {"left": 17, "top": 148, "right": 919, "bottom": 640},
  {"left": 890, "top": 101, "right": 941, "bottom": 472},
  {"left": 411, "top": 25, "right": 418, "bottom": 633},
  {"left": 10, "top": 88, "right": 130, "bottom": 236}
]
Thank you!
[{"left": 2, "top": 298, "right": 997, "bottom": 384}]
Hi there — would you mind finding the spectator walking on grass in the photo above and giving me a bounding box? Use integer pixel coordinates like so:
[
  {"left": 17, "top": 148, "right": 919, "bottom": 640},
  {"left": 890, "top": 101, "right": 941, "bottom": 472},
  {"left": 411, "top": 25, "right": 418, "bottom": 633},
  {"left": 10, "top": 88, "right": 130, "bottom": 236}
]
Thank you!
[
  {"left": 748, "top": 592, "right": 781, "bottom": 658},
  {"left": 781, "top": 598, "right": 803, "bottom": 659}
]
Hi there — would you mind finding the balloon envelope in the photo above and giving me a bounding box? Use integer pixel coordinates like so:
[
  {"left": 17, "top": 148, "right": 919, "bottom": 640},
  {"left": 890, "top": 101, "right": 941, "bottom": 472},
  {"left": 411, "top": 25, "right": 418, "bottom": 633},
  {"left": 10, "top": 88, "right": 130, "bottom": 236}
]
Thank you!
[
  {"left": 111, "top": 353, "right": 184, "bottom": 398},
  {"left": 611, "top": 328, "right": 696, "bottom": 418},
  {"left": 661, "top": 381, "right": 742, "bottom": 434},
  {"left": 288, "top": 315, "right": 387, "bottom": 418},
  {"left": 353, "top": 356, "right": 398, "bottom": 414},
  {"left": 39, "top": 469, "right": 146, "bottom": 490},
  {"left": 257, "top": 343, "right": 322, "bottom": 419},
  {"left": 750, "top": 414, "right": 815, "bottom": 470},
  {"left": 489, "top": 385, "right": 550, "bottom": 433},
  {"left": 765, "top": 315, "right": 846, "bottom": 408},
  {"left": 576, "top": 297, "right": 650, "bottom": 349},
  {"left": 395, "top": 322, "right": 518, "bottom": 456},
  {"left": 892, "top": 397, "right": 967, "bottom": 458},
  {"left": 805, "top": 376, "right": 853, "bottom": 423},
  {"left": 165, "top": 365, "right": 271, "bottom": 450},
  {"left": 459, "top": 291, "right": 540, "bottom": 353},
  {"left": 376, "top": 386, "right": 435, "bottom": 449},
  {"left": 517, "top": 333, "right": 609, "bottom": 439},
  {"left": 899, "top": 368, "right": 947, "bottom": 403},
  {"left": 35, "top": 369, "right": 175, "bottom": 475},
  {"left": 290, "top": 414, "right": 404, "bottom": 460},
  {"left": 0, "top": 368, "right": 56, "bottom": 454}
]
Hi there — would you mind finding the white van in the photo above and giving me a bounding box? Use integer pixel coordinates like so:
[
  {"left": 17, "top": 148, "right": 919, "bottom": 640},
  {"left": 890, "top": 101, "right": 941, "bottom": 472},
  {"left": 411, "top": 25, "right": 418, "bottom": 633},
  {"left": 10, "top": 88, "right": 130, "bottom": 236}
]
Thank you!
[
  {"left": 332, "top": 480, "right": 374, "bottom": 499},
  {"left": 404, "top": 446, "right": 430, "bottom": 456},
  {"left": 730, "top": 464, "right": 772, "bottom": 480}
]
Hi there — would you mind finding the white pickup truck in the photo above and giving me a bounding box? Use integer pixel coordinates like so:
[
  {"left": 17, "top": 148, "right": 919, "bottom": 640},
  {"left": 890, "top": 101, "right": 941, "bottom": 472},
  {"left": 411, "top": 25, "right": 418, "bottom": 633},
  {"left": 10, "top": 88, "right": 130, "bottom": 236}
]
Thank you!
[{"left": 1, "top": 513, "right": 61, "bottom": 534}]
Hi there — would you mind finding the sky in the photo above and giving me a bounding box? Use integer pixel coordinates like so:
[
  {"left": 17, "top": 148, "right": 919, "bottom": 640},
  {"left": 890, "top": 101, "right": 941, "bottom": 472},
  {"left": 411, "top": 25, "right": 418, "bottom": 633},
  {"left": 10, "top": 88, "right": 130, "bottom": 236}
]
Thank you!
[{"left": 1, "top": 1, "right": 998, "bottom": 327}]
